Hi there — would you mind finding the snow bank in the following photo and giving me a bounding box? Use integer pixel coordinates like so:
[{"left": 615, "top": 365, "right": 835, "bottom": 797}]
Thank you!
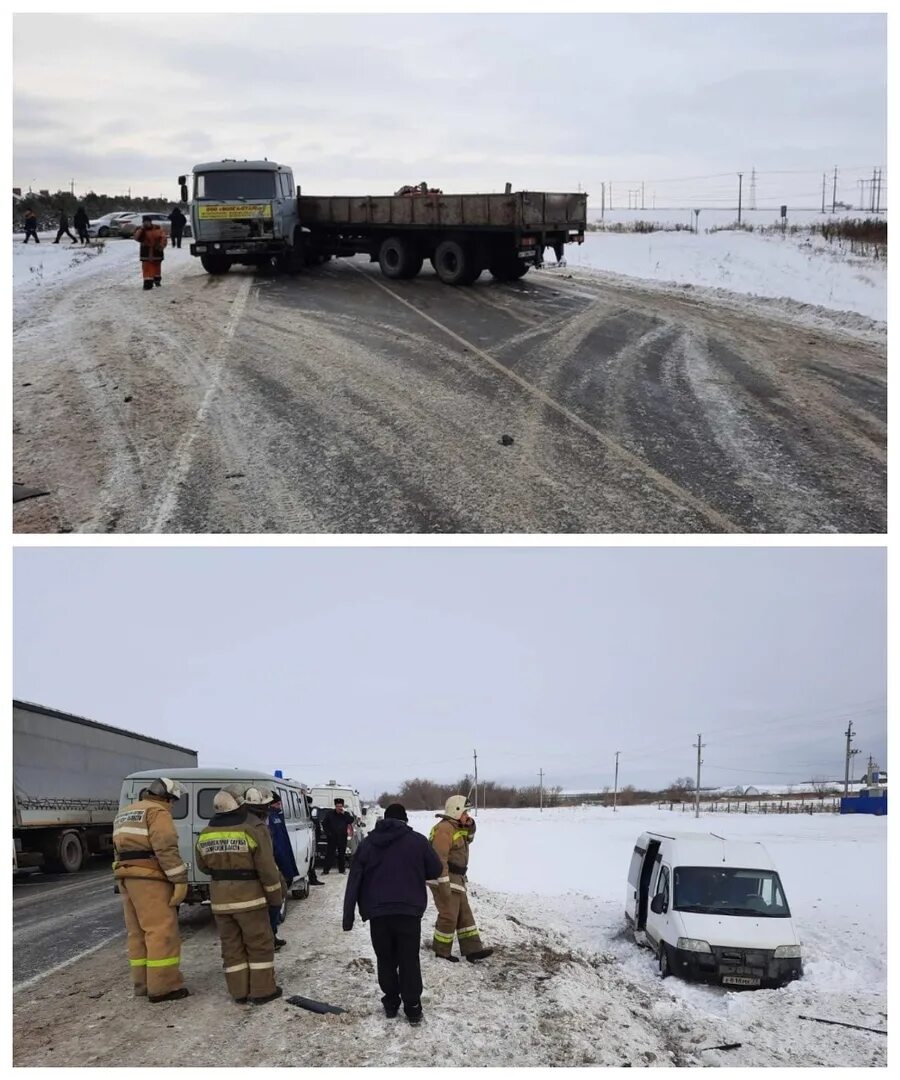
[{"left": 550, "top": 228, "right": 886, "bottom": 324}]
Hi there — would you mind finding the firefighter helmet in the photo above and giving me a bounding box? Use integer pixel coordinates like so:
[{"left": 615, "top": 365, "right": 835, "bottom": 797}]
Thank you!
[
  {"left": 444, "top": 794, "right": 471, "bottom": 820},
  {"left": 147, "top": 776, "right": 184, "bottom": 801},
  {"left": 213, "top": 789, "right": 241, "bottom": 813},
  {"left": 242, "top": 786, "right": 274, "bottom": 806}
]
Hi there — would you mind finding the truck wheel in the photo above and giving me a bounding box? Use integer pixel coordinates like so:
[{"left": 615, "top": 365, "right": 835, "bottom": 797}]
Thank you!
[
  {"left": 658, "top": 944, "right": 671, "bottom": 979},
  {"left": 200, "top": 253, "right": 232, "bottom": 275},
  {"left": 43, "top": 830, "right": 86, "bottom": 874},
  {"left": 378, "top": 236, "right": 420, "bottom": 279},
  {"left": 433, "top": 239, "right": 482, "bottom": 285},
  {"left": 489, "top": 258, "right": 530, "bottom": 282}
]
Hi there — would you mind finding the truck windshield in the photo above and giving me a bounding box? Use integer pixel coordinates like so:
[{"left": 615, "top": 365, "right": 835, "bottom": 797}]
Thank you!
[
  {"left": 673, "top": 866, "right": 791, "bottom": 917},
  {"left": 194, "top": 171, "right": 275, "bottom": 201}
]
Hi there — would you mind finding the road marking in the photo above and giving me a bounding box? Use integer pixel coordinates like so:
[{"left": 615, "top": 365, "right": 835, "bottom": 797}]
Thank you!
[
  {"left": 352, "top": 265, "right": 740, "bottom": 533},
  {"left": 14, "top": 931, "right": 126, "bottom": 994},
  {"left": 146, "top": 276, "right": 253, "bottom": 530}
]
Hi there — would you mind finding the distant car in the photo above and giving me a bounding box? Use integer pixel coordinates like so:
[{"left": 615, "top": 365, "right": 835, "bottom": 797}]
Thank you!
[
  {"left": 87, "top": 212, "right": 133, "bottom": 238},
  {"left": 116, "top": 211, "right": 192, "bottom": 239}
]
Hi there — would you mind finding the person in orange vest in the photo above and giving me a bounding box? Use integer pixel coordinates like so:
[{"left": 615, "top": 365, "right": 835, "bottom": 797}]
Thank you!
[
  {"left": 112, "top": 776, "right": 190, "bottom": 1003},
  {"left": 133, "top": 215, "right": 167, "bottom": 290}
]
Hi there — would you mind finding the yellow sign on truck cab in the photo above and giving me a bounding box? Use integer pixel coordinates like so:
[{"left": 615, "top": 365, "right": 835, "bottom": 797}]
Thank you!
[{"left": 197, "top": 203, "right": 273, "bottom": 220}]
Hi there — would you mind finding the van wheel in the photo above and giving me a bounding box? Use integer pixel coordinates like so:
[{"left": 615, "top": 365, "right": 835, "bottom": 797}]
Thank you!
[
  {"left": 291, "top": 877, "right": 310, "bottom": 901},
  {"left": 658, "top": 944, "right": 671, "bottom": 979}
]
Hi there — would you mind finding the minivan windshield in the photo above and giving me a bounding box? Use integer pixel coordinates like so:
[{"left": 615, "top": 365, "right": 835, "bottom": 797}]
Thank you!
[
  {"left": 194, "top": 171, "right": 275, "bottom": 201},
  {"left": 673, "top": 866, "right": 791, "bottom": 917}
]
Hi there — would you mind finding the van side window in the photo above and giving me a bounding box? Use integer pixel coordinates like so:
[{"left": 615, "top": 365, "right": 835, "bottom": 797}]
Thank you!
[
  {"left": 291, "top": 791, "right": 303, "bottom": 820},
  {"left": 197, "top": 788, "right": 220, "bottom": 819},
  {"left": 170, "top": 792, "right": 189, "bottom": 820},
  {"left": 295, "top": 793, "right": 309, "bottom": 822},
  {"left": 278, "top": 788, "right": 292, "bottom": 820},
  {"left": 628, "top": 848, "right": 644, "bottom": 887},
  {"left": 655, "top": 865, "right": 670, "bottom": 910}
]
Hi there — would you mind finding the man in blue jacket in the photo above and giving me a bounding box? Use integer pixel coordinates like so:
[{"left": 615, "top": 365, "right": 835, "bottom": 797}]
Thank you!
[
  {"left": 343, "top": 803, "right": 442, "bottom": 1025},
  {"left": 267, "top": 792, "right": 299, "bottom": 949}
]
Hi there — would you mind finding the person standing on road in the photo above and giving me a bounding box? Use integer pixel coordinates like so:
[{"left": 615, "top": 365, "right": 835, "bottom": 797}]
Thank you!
[
  {"left": 267, "top": 792, "right": 299, "bottom": 949},
  {"left": 428, "top": 795, "right": 493, "bottom": 963},
  {"left": 73, "top": 205, "right": 90, "bottom": 244},
  {"left": 133, "top": 214, "right": 167, "bottom": 290},
  {"left": 195, "top": 786, "right": 284, "bottom": 1005},
  {"left": 53, "top": 208, "right": 78, "bottom": 244},
  {"left": 23, "top": 208, "right": 39, "bottom": 243},
  {"left": 343, "top": 803, "right": 442, "bottom": 1025},
  {"left": 112, "top": 776, "right": 190, "bottom": 1003},
  {"left": 168, "top": 206, "right": 187, "bottom": 249},
  {"left": 322, "top": 798, "right": 355, "bottom": 875},
  {"left": 304, "top": 795, "right": 325, "bottom": 886}
]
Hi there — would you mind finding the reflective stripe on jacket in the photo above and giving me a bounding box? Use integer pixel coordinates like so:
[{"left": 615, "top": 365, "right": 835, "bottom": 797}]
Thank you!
[
  {"left": 113, "top": 795, "right": 187, "bottom": 884},
  {"left": 195, "top": 808, "right": 283, "bottom": 914}
]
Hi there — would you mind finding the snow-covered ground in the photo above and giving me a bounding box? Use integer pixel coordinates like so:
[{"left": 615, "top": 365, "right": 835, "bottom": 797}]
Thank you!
[
  {"left": 548, "top": 228, "right": 886, "bottom": 323},
  {"left": 12, "top": 805, "right": 885, "bottom": 1067}
]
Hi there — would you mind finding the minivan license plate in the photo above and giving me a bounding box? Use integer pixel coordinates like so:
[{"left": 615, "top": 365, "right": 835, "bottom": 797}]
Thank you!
[{"left": 722, "top": 975, "right": 760, "bottom": 987}]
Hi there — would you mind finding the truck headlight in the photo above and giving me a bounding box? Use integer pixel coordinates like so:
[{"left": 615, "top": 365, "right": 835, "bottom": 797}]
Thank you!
[
  {"left": 773, "top": 945, "right": 802, "bottom": 958},
  {"left": 676, "top": 938, "right": 712, "bottom": 953}
]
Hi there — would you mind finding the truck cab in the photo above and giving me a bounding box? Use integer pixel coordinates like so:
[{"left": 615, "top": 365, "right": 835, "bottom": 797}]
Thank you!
[
  {"left": 119, "top": 768, "right": 315, "bottom": 903},
  {"left": 626, "top": 831, "right": 803, "bottom": 989},
  {"left": 180, "top": 159, "right": 300, "bottom": 274}
]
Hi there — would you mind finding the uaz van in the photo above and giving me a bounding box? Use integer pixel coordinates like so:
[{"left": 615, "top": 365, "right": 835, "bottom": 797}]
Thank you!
[
  {"left": 626, "top": 831, "right": 802, "bottom": 988},
  {"left": 119, "top": 768, "right": 315, "bottom": 904}
]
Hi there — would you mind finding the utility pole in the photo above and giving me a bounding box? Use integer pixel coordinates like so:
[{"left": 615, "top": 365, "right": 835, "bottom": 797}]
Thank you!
[
  {"left": 831, "top": 166, "right": 838, "bottom": 213},
  {"left": 608, "top": 182, "right": 613, "bottom": 210},
  {"left": 858, "top": 179, "right": 865, "bottom": 210},
  {"left": 749, "top": 166, "right": 757, "bottom": 210},
  {"left": 821, "top": 173, "right": 827, "bottom": 214},
  {"left": 737, "top": 173, "right": 743, "bottom": 225},
  {"left": 613, "top": 751, "right": 620, "bottom": 812},
  {"left": 473, "top": 748, "right": 478, "bottom": 816},
  {"left": 539, "top": 768, "right": 544, "bottom": 812},
  {"left": 875, "top": 168, "right": 882, "bottom": 213},
  {"left": 871, "top": 168, "right": 877, "bottom": 212},
  {"left": 694, "top": 734, "right": 705, "bottom": 819},
  {"left": 601, "top": 181, "right": 605, "bottom": 220},
  {"left": 641, "top": 181, "right": 645, "bottom": 210},
  {"left": 843, "top": 721, "right": 860, "bottom": 794}
]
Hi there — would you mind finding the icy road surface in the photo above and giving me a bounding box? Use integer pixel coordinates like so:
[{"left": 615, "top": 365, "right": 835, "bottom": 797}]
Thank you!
[
  {"left": 12, "top": 807, "right": 885, "bottom": 1067},
  {"left": 13, "top": 235, "right": 885, "bottom": 534}
]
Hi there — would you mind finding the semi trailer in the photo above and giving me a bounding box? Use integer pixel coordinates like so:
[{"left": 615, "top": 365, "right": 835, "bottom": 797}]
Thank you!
[
  {"left": 178, "top": 160, "right": 587, "bottom": 284},
  {"left": 13, "top": 700, "right": 198, "bottom": 874}
]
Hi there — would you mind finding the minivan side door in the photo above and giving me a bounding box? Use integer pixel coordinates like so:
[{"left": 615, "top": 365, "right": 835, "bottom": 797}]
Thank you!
[{"left": 645, "top": 861, "right": 671, "bottom": 950}]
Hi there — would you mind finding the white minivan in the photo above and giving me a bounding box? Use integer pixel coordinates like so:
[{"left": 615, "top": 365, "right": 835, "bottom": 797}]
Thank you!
[
  {"left": 626, "top": 831, "right": 803, "bottom": 988},
  {"left": 119, "top": 768, "right": 316, "bottom": 904}
]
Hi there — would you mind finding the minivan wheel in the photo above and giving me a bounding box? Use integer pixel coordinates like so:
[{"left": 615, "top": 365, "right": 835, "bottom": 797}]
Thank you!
[
  {"left": 658, "top": 944, "right": 671, "bottom": 979},
  {"left": 291, "top": 877, "right": 310, "bottom": 900},
  {"left": 98, "top": 226, "right": 109, "bottom": 237}
]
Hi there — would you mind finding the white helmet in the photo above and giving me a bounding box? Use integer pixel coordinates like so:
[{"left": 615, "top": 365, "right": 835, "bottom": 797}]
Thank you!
[
  {"left": 444, "top": 794, "right": 471, "bottom": 821},
  {"left": 242, "top": 786, "right": 274, "bottom": 807},
  {"left": 147, "top": 776, "right": 184, "bottom": 800},
  {"left": 213, "top": 789, "right": 241, "bottom": 813}
]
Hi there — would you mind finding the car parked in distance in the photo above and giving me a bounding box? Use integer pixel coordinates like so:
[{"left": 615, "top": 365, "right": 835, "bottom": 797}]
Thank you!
[
  {"left": 87, "top": 211, "right": 134, "bottom": 238},
  {"left": 116, "top": 211, "right": 192, "bottom": 239}
]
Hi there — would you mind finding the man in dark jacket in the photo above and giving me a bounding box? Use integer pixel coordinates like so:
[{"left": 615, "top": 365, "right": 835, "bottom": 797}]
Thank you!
[
  {"left": 322, "top": 798, "right": 355, "bottom": 874},
  {"left": 343, "top": 803, "right": 442, "bottom": 1025},
  {"left": 23, "top": 208, "right": 39, "bottom": 243},
  {"left": 267, "top": 793, "right": 299, "bottom": 949},
  {"left": 73, "top": 205, "right": 90, "bottom": 244},
  {"left": 53, "top": 209, "right": 78, "bottom": 244},
  {"left": 167, "top": 206, "right": 187, "bottom": 248}
]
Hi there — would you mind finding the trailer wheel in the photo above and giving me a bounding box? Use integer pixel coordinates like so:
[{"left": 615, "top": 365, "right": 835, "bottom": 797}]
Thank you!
[
  {"left": 378, "top": 236, "right": 420, "bottom": 280},
  {"left": 433, "top": 239, "right": 482, "bottom": 286},
  {"left": 200, "top": 253, "right": 232, "bottom": 275},
  {"left": 489, "top": 258, "right": 530, "bottom": 282},
  {"left": 43, "top": 830, "right": 86, "bottom": 874}
]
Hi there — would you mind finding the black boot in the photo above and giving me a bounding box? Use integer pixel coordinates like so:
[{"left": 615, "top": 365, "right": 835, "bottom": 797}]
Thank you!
[
  {"left": 405, "top": 1002, "right": 423, "bottom": 1025},
  {"left": 143, "top": 280, "right": 153, "bottom": 291},
  {"left": 382, "top": 997, "right": 400, "bottom": 1019},
  {"left": 273, "top": 936, "right": 286, "bottom": 949},
  {"left": 250, "top": 986, "right": 283, "bottom": 1006},
  {"left": 465, "top": 948, "right": 494, "bottom": 962},
  {"left": 154, "top": 277, "right": 162, "bottom": 287},
  {"left": 148, "top": 987, "right": 191, "bottom": 1004},
  {"left": 437, "top": 954, "right": 459, "bottom": 963}
]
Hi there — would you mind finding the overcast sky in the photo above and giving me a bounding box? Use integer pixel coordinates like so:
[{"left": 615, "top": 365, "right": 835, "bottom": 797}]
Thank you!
[
  {"left": 13, "top": 13, "right": 886, "bottom": 208},
  {"left": 13, "top": 547, "right": 886, "bottom": 797}
]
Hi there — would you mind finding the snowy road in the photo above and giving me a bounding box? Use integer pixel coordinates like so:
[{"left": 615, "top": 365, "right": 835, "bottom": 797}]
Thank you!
[{"left": 13, "top": 240, "right": 885, "bottom": 533}]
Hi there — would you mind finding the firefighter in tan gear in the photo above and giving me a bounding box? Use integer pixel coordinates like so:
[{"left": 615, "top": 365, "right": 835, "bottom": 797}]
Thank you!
[
  {"left": 112, "top": 776, "right": 190, "bottom": 1003},
  {"left": 428, "top": 794, "right": 494, "bottom": 963},
  {"left": 195, "top": 786, "right": 284, "bottom": 1005}
]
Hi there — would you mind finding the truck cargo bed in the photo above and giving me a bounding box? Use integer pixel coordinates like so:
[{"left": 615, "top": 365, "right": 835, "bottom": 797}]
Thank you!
[{"left": 298, "top": 191, "right": 587, "bottom": 232}]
